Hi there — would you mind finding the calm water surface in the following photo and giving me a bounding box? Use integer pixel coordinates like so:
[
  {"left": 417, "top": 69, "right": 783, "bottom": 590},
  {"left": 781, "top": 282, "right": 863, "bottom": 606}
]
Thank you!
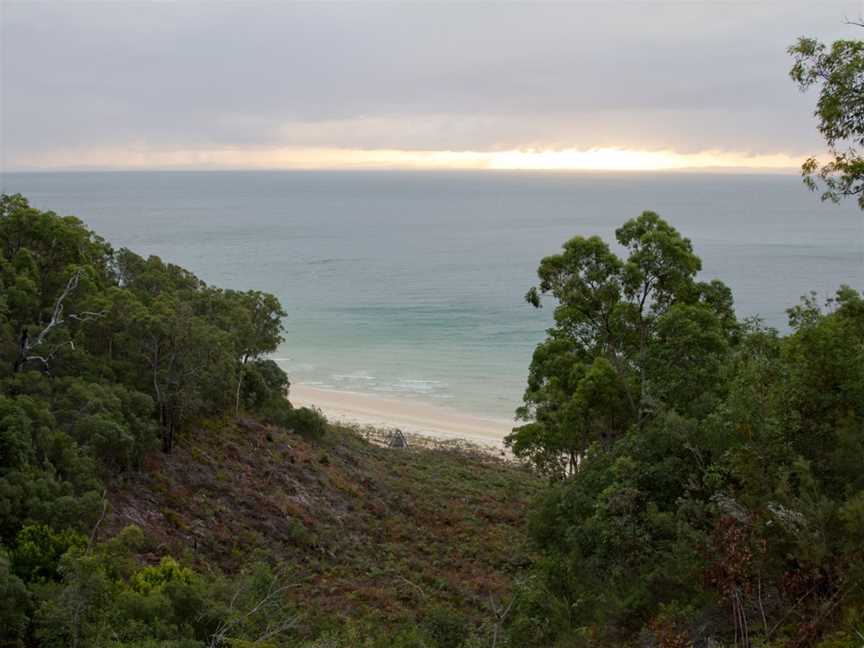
[{"left": 2, "top": 170, "right": 862, "bottom": 418}]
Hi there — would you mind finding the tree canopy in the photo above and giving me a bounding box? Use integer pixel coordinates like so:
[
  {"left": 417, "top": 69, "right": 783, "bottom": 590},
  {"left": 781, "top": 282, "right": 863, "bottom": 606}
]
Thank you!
[
  {"left": 505, "top": 212, "right": 864, "bottom": 646},
  {"left": 508, "top": 211, "right": 736, "bottom": 478},
  {"left": 790, "top": 31, "right": 864, "bottom": 208},
  {"left": 0, "top": 194, "right": 329, "bottom": 646}
]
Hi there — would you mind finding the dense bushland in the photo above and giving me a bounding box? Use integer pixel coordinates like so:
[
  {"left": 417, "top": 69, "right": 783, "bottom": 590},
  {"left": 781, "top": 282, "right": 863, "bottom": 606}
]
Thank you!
[
  {"left": 0, "top": 194, "right": 331, "bottom": 646},
  {"left": 2, "top": 197, "right": 864, "bottom": 646},
  {"left": 0, "top": 193, "right": 537, "bottom": 647},
  {"left": 5, "top": 34, "right": 864, "bottom": 643},
  {"left": 505, "top": 212, "right": 864, "bottom": 647},
  {"left": 493, "top": 32, "right": 864, "bottom": 647}
]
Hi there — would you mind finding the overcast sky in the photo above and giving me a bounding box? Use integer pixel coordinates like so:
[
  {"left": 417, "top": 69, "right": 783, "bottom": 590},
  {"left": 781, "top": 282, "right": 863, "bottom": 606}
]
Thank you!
[{"left": 2, "top": 0, "right": 863, "bottom": 170}]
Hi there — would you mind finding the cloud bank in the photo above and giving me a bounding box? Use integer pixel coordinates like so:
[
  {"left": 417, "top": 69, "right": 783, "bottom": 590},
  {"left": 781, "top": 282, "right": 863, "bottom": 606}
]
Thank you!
[{"left": 1, "top": 1, "right": 861, "bottom": 171}]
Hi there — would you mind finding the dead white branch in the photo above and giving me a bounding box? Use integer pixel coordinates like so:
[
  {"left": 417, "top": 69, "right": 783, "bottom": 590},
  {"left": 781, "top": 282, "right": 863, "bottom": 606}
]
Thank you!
[
  {"left": 14, "top": 270, "right": 105, "bottom": 373},
  {"left": 206, "top": 576, "right": 298, "bottom": 648}
]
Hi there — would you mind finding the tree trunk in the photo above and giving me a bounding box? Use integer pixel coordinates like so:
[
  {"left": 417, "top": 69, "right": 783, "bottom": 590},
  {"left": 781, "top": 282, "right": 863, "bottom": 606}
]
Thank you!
[
  {"left": 13, "top": 328, "right": 28, "bottom": 372},
  {"left": 162, "top": 416, "right": 174, "bottom": 453},
  {"left": 234, "top": 355, "right": 248, "bottom": 416}
]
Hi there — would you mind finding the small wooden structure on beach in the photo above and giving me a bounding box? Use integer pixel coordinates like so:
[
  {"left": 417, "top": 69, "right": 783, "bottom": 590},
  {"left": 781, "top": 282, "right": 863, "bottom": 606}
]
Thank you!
[{"left": 388, "top": 428, "right": 408, "bottom": 448}]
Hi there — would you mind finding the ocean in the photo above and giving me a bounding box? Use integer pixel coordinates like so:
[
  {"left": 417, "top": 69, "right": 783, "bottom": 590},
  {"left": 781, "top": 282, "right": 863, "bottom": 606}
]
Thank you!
[{"left": 2, "top": 170, "right": 862, "bottom": 419}]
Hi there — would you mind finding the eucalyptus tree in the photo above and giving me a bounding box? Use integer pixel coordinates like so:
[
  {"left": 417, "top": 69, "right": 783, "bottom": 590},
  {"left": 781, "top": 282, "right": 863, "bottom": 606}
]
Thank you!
[
  {"left": 195, "top": 289, "right": 286, "bottom": 415},
  {"left": 790, "top": 30, "right": 864, "bottom": 207},
  {"left": 508, "top": 211, "right": 737, "bottom": 477},
  {"left": 0, "top": 194, "right": 111, "bottom": 374}
]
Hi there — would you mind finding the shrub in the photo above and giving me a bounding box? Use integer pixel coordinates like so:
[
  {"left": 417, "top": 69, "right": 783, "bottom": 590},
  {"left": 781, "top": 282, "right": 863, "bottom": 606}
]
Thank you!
[
  {"left": 0, "top": 549, "right": 30, "bottom": 643},
  {"left": 130, "top": 557, "right": 196, "bottom": 594},
  {"left": 288, "top": 406, "right": 328, "bottom": 440},
  {"left": 11, "top": 524, "right": 87, "bottom": 582},
  {"left": 260, "top": 399, "right": 328, "bottom": 440},
  {"left": 241, "top": 359, "right": 290, "bottom": 410},
  {"left": 422, "top": 605, "right": 469, "bottom": 648},
  {"left": 0, "top": 397, "right": 33, "bottom": 470}
]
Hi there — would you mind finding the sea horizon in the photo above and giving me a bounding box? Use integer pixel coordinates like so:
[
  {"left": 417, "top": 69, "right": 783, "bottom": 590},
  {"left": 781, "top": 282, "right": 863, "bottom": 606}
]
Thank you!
[{"left": 3, "top": 169, "right": 862, "bottom": 420}]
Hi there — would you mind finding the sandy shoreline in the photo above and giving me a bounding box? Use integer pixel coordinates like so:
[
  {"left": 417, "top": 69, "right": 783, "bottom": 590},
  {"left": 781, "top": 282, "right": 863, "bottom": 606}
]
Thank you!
[{"left": 289, "top": 384, "right": 514, "bottom": 448}]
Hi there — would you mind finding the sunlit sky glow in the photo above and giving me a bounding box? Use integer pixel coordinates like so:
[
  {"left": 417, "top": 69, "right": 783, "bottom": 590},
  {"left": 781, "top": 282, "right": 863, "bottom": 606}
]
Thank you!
[
  {"left": 1, "top": 1, "right": 862, "bottom": 172},
  {"left": 13, "top": 146, "right": 806, "bottom": 173}
]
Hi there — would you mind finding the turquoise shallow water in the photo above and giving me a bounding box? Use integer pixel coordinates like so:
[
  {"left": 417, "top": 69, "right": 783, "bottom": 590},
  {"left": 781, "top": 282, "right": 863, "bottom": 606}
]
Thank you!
[{"left": 2, "top": 170, "right": 863, "bottom": 418}]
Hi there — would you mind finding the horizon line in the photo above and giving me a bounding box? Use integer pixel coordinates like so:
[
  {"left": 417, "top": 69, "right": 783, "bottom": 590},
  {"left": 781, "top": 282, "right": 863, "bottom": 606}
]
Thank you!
[
  {"left": 1, "top": 166, "right": 801, "bottom": 176},
  {"left": 1, "top": 146, "right": 809, "bottom": 175}
]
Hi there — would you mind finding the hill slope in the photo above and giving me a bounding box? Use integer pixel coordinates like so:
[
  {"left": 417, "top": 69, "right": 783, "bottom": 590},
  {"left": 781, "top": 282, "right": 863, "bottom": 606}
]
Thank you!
[{"left": 103, "top": 419, "right": 540, "bottom": 638}]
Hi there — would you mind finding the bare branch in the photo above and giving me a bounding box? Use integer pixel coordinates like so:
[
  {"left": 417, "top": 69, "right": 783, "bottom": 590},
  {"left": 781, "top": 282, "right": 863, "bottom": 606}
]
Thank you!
[
  {"left": 206, "top": 575, "right": 298, "bottom": 648},
  {"left": 396, "top": 575, "right": 426, "bottom": 597},
  {"left": 488, "top": 591, "right": 517, "bottom": 648},
  {"left": 87, "top": 492, "right": 109, "bottom": 552},
  {"left": 68, "top": 311, "right": 107, "bottom": 322},
  {"left": 30, "top": 270, "right": 82, "bottom": 349},
  {"left": 14, "top": 270, "right": 105, "bottom": 373}
]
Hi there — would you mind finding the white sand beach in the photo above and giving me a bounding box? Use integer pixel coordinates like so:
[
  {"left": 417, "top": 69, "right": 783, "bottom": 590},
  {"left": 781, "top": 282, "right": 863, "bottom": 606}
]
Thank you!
[{"left": 289, "top": 384, "right": 514, "bottom": 448}]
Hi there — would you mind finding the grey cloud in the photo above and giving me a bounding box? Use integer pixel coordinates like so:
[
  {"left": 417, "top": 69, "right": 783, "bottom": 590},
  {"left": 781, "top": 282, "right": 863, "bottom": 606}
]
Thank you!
[{"left": 1, "top": 0, "right": 862, "bottom": 166}]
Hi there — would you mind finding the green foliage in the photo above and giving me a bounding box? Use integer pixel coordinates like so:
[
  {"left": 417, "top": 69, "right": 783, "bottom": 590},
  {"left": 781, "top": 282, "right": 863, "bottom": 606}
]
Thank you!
[
  {"left": 0, "top": 394, "right": 34, "bottom": 470},
  {"left": 54, "top": 378, "right": 160, "bottom": 470},
  {"left": 261, "top": 401, "right": 328, "bottom": 440},
  {"left": 240, "top": 359, "right": 290, "bottom": 411},
  {"left": 295, "top": 614, "right": 483, "bottom": 648},
  {"left": 22, "top": 529, "right": 299, "bottom": 648},
  {"left": 789, "top": 33, "right": 864, "bottom": 208},
  {"left": 0, "top": 547, "right": 30, "bottom": 644},
  {"left": 5, "top": 166, "right": 864, "bottom": 648},
  {"left": 284, "top": 406, "right": 328, "bottom": 440},
  {"left": 11, "top": 523, "right": 87, "bottom": 582},
  {"left": 130, "top": 557, "right": 196, "bottom": 594},
  {"left": 0, "top": 195, "right": 304, "bottom": 644},
  {"left": 0, "top": 194, "right": 289, "bottom": 532},
  {"left": 509, "top": 211, "right": 735, "bottom": 478},
  {"left": 421, "top": 605, "right": 470, "bottom": 647},
  {"left": 508, "top": 217, "right": 864, "bottom": 646},
  {"left": 1, "top": 193, "right": 288, "bottom": 456},
  {"left": 2, "top": 192, "right": 532, "bottom": 646}
]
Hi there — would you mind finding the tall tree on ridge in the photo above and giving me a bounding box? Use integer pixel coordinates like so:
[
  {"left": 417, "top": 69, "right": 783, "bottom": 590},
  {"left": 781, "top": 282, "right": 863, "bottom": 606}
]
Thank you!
[{"left": 790, "top": 26, "right": 864, "bottom": 208}]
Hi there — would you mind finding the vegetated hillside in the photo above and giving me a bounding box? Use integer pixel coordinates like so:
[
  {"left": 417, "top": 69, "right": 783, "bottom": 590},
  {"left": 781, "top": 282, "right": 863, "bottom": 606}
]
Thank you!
[
  {"left": 503, "top": 210, "right": 864, "bottom": 647},
  {"left": 0, "top": 193, "right": 539, "bottom": 647},
  {"left": 103, "top": 417, "right": 540, "bottom": 637}
]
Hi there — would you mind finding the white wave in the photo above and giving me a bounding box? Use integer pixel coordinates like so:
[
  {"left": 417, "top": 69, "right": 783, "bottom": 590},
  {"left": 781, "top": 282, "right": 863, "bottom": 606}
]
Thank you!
[{"left": 333, "top": 372, "right": 377, "bottom": 382}]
